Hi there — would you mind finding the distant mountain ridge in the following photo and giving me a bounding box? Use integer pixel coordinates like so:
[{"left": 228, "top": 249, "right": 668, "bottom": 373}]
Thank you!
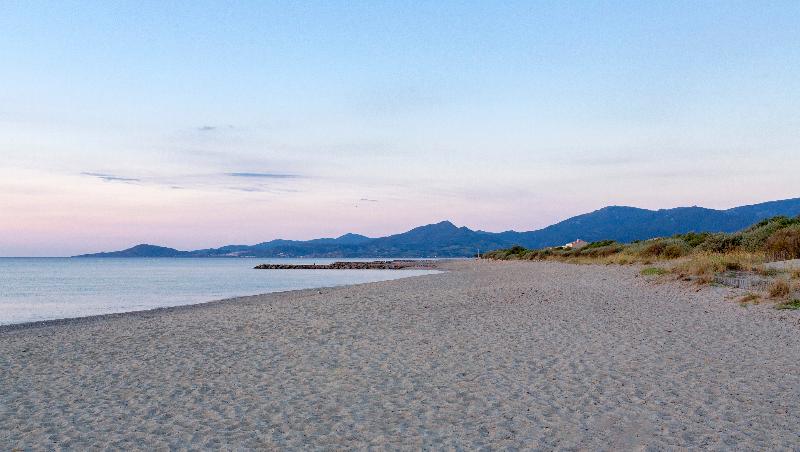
[
  {"left": 75, "top": 197, "right": 800, "bottom": 258},
  {"left": 82, "top": 244, "right": 193, "bottom": 258}
]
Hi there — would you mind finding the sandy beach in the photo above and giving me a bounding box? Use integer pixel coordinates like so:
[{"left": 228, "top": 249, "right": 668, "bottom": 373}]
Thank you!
[{"left": 2, "top": 260, "right": 800, "bottom": 449}]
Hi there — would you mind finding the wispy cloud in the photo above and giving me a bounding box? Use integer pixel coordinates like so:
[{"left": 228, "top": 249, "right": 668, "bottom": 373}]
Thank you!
[
  {"left": 80, "top": 171, "right": 304, "bottom": 193},
  {"left": 81, "top": 172, "right": 140, "bottom": 183},
  {"left": 227, "top": 172, "right": 300, "bottom": 179},
  {"left": 228, "top": 186, "right": 265, "bottom": 192},
  {"left": 196, "top": 125, "right": 235, "bottom": 132}
]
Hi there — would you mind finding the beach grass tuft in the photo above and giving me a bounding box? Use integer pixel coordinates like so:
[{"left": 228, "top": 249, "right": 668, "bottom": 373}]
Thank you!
[
  {"left": 755, "top": 266, "right": 781, "bottom": 277},
  {"left": 768, "top": 279, "right": 791, "bottom": 299},
  {"left": 641, "top": 267, "right": 668, "bottom": 276},
  {"left": 775, "top": 299, "right": 800, "bottom": 310},
  {"left": 739, "top": 293, "right": 761, "bottom": 305}
]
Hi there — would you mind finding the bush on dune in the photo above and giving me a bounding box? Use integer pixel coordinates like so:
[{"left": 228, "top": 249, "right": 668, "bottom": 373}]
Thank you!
[
  {"left": 739, "top": 216, "right": 800, "bottom": 252},
  {"left": 673, "top": 232, "right": 712, "bottom": 248},
  {"left": 696, "top": 233, "right": 742, "bottom": 253},
  {"left": 482, "top": 215, "right": 800, "bottom": 270},
  {"left": 631, "top": 238, "right": 691, "bottom": 259},
  {"left": 764, "top": 226, "right": 800, "bottom": 259},
  {"left": 577, "top": 243, "right": 624, "bottom": 258},
  {"left": 583, "top": 240, "right": 616, "bottom": 249}
]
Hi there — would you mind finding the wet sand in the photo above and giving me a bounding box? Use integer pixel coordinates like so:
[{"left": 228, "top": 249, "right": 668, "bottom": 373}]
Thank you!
[{"left": 2, "top": 260, "right": 799, "bottom": 449}]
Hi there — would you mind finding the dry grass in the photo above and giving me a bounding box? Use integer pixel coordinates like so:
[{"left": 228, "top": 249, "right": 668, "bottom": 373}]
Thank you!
[
  {"left": 673, "top": 252, "right": 766, "bottom": 280},
  {"left": 597, "top": 253, "right": 635, "bottom": 265},
  {"left": 544, "top": 250, "right": 772, "bottom": 287},
  {"left": 791, "top": 268, "right": 800, "bottom": 280},
  {"left": 768, "top": 279, "right": 791, "bottom": 299},
  {"left": 739, "top": 293, "right": 761, "bottom": 306},
  {"left": 754, "top": 266, "right": 781, "bottom": 277},
  {"left": 764, "top": 228, "right": 800, "bottom": 259},
  {"left": 544, "top": 253, "right": 638, "bottom": 266}
]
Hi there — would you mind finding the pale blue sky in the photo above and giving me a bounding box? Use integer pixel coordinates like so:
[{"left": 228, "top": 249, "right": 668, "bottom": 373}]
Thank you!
[{"left": 2, "top": 1, "right": 799, "bottom": 255}]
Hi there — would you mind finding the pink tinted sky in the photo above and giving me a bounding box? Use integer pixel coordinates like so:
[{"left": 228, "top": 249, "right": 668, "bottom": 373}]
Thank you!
[
  {"left": 2, "top": 2, "right": 799, "bottom": 256},
  {"left": 1, "top": 154, "right": 794, "bottom": 256}
]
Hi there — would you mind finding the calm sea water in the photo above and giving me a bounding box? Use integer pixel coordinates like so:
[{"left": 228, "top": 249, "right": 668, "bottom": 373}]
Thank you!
[{"left": 0, "top": 258, "right": 438, "bottom": 326}]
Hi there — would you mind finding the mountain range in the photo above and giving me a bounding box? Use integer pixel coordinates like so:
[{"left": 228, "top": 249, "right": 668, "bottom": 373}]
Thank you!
[{"left": 76, "top": 197, "right": 800, "bottom": 258}]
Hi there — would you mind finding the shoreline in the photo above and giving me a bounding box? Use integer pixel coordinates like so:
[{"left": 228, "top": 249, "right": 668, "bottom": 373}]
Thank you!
[
  {"left": 0, "top": 288, "right": 308, "bottom": 334},
  {"left": 0, "top": 265, "right": 449, "bottom": 334},
  {"left": 4, "top": 258, "right": 795, "bottom": 334}
]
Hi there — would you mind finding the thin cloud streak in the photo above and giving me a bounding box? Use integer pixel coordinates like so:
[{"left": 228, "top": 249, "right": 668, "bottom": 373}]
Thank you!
[
  {"left": 227, "top": 186, "right": 265, "bottom": 192},
  {"left": 196, "top": 125, "right": 234, "bottom": 132},
  {"left": 80, "top": 171, "right": 304, "bottom": 193},
  {"left": 227, "top": 172, "right": 301, "bottom": 179},
  {"left": 81, "top": 172, "right": 140, "bottom": 183}
]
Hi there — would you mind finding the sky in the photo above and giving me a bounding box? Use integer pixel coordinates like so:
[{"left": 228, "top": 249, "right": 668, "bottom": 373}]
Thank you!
[{"left": 2, "top": 1, "right": 799, "bottom": 256}]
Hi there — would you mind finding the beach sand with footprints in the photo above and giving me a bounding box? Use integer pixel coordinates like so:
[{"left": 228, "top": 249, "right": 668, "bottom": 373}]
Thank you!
[{"left": 2, "top": 260, "right": 799, "bottom": 449}]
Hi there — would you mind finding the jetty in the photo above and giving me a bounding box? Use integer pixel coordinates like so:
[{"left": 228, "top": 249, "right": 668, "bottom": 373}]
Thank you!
[{"left": 254, "top": 260, "right": 436, "bottom": 270}]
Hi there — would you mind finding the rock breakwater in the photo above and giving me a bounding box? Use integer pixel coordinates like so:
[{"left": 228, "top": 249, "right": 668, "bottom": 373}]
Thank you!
[{"left": 254, "top": 260, "right": 436, "bottom": 270}]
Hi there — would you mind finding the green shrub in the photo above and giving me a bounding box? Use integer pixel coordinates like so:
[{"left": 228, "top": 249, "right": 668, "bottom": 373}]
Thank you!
[
  {"left": 637, "top": 238, "right": 690, "bottom": 259},
  {"left": 584, "top": 240, "right": 616, "bottom": 249},
  {"left": 664, "top": 243, "right": 688, "bottom": 259},
  {"left": 579, "top": 244, "right": 623, "bottom": 258},
  {"left": 641, "top": 267, "right": 668, "bottom": 276},
  {"left": 674, "top": 232, "right": 712, "bottom": 248},
  {"left": 696, "top": 233, "right": 741, "bottom": 253},
  {"left": 480, "top": 214, "right": 800, "bottom": 264},
  {"left": 775, "top": 299, "right": 800, "bottom": 310},
  {"left": 508, "top": 245, "right": 527, "bottom": 255},
  {"left": 740, "top": 216, "right": 800, "bottom": 251}
]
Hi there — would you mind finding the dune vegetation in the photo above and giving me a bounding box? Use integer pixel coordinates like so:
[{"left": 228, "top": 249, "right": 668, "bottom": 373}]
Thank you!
[{"left": 482, "top": 215, "right": 800, "bottom": 303}]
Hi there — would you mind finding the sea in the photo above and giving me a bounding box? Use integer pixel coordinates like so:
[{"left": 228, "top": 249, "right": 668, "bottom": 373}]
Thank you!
[{"left": 0, "top": 258, "right": 439, "bottom": 326}]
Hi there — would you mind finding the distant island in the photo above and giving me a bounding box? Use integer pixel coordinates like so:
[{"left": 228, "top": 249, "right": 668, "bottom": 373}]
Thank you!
[{"left": 75, "top": 197, "right": 800, "bottom": 258}]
